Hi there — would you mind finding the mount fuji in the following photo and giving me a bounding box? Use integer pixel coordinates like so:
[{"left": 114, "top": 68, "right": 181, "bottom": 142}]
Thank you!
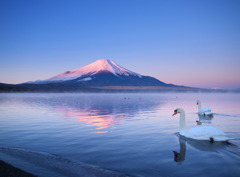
[
  {"left": 0, "top": 59, "right": 230, "bottom": 92},
  {"left": 0, "top": 59, "right": 229, "bottom": 92},
  {"left": 26, "top": 59, "right": 175, "bottom": 87}
]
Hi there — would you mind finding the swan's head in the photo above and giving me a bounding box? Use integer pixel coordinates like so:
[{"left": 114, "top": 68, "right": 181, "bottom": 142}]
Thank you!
[
  {"left": 172, "top": 108, "right": 183, "bottom": 116},
  {"left": 197, "top": 100, "right": 201, "bottom": 105}
]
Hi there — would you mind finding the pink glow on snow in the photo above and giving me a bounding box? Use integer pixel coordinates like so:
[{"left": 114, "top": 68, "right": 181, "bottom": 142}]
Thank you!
[{"left": 48, "top": 59, "right": 142, "bottom": 81}]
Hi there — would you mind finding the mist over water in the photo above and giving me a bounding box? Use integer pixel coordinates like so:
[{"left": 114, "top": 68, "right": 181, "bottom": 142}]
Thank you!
[{"left": 0, "top": 93, "right": 239, "bottom": 177}]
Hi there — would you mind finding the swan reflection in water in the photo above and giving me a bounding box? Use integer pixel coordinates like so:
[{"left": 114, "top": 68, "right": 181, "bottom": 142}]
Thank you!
[
  {"left": 173, "top": 135, "right": 235, "bottom": 164},
  {"left": 173, "top": 136, "right": 186, "bottom": 163},
  {"left": 196, "top": 114, "right": 214, "bottom": 125}
]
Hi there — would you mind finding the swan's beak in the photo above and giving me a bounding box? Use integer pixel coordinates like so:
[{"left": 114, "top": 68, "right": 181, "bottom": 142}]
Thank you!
[{"left": 172, "top": 112, "right": 177, "bottom": 116}]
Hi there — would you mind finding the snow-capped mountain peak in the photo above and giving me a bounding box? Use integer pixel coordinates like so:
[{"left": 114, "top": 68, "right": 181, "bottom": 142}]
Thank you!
[
  {"left": 47, "top": 59, "right": 142, "bottom": 82},
  {"left": 23, "top": 59, "right": 171, "bottom": 87}
]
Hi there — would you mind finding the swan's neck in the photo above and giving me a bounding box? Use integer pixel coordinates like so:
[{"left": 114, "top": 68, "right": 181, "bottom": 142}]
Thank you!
[
  {"left": 179, "top": 110, "right": 186, "bottom": 135},
  {"left": 198, "top": 102, "right": 202, "bottom": 109}
]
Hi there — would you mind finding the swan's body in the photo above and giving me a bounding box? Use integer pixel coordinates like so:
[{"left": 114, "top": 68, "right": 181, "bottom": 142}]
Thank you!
[
  {"left": 197, "top": 100, "right": 213, "bottom": 116},
  {"left": 184, "top": 126, "right": 228, "bottom": 141},
  {"left": 172, "top": 108, "right": 233, "bottom": 141}
]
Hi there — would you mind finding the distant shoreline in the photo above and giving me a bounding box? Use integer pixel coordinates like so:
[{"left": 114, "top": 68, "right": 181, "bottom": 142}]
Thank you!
[{"left": 1, "top": 83, "right": 239, "bottom": 93}]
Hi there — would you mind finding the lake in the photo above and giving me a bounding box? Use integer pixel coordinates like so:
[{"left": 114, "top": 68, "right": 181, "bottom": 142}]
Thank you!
[{"left": 0, "top": 93, "right": 239, "bottom": 177}]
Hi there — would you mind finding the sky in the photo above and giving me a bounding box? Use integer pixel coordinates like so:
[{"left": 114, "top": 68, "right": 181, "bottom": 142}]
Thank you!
[{"left": 0, "top": 0, "right": 240, "bottom": 89}]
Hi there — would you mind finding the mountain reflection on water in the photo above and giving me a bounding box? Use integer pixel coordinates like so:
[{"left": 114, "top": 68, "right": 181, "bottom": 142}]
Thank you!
[{"left": 1, "top": 93, "right": 165, "bottom": 133}]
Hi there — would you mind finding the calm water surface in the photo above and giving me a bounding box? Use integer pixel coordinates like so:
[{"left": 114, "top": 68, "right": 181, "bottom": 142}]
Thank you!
[{"left": 0, "top": 93, "right": 239, "bottom": 177}]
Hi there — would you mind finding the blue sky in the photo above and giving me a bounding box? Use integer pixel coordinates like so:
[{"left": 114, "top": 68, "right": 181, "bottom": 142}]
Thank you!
[{"left": 1, "top": 0, "right": 240, "bottom": 89}]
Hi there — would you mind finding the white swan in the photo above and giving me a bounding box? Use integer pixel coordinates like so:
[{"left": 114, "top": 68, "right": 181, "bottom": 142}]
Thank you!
[
  {"left": 172, "top": 108, "right": 233, "bottom": 142},
  {"left": 197, "top": 100, "right": 213, "bottom": 116}
]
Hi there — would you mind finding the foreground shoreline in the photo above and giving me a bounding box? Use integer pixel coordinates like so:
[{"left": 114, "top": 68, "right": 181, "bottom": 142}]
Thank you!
[
  {"left": 0, "top": 160, "right": 36, "bottom": 177},
  {"left": 0, "top": 158, "right": 129, "bottom": 177},
  {"left": 0, "top": 147, "right": 130, "bottom": 177}
]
